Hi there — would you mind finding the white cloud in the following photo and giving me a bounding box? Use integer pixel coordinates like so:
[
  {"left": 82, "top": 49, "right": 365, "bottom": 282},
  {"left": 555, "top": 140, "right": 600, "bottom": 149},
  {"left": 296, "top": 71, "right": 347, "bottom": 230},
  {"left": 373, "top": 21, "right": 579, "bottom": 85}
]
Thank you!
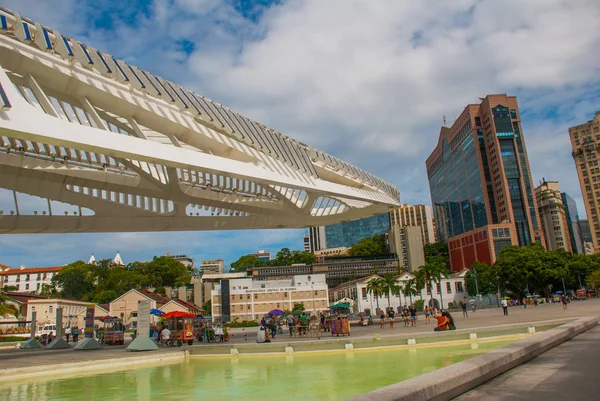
[{"left": 1, "top": 0, "right": 599, "bottom": 266}]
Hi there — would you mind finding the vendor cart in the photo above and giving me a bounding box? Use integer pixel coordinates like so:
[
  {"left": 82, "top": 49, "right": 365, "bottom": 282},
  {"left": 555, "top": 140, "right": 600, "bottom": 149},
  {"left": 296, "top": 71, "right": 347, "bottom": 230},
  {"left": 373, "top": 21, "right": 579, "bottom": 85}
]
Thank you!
[
  {"left": 330, "top": 316, "right": 350, "bottom": 336},
  {"left": 97, "top": 316, "right": 124, "bottom": 345},
  {"left": 161, "top": 311, "right": 196, "bottom": 346}
]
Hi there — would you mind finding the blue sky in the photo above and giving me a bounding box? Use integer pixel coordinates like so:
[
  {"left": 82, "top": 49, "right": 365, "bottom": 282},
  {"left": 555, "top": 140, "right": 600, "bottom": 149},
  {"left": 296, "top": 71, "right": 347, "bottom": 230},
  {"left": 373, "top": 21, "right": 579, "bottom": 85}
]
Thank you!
[{"left": 1, "top": 0, "right": 599, "bottom": 270}]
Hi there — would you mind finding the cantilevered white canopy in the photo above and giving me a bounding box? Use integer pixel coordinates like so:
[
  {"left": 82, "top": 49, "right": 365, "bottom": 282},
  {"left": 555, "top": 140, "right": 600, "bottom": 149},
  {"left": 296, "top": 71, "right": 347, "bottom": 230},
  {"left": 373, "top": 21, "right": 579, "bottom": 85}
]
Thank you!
[{"left": 0, "top": 8, "right": 399, "bottom": 233}]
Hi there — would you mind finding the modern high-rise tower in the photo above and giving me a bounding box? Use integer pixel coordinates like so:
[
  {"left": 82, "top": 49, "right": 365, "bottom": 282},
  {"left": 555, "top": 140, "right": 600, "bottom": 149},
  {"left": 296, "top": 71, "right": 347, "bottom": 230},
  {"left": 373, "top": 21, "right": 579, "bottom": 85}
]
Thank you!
[
  {"left": 534, "top": 180, "right": 572, "bottom": 252},
  {"left": 426, "top": 94, "right": 544, "bottom": 271},
  {"left": 389, "top": 204, "right": 437, "bottom": 246},
  {"left": 569, "top": 111, "right": 600, "bottom": 252}
]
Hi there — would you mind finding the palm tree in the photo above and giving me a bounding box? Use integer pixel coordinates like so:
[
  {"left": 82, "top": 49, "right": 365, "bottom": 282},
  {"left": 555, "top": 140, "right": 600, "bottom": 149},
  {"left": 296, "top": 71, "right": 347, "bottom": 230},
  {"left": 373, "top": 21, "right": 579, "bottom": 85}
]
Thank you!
[
  {"left": 366, "top": 277, "right": 384, "bottom": 314},
  {"left": 0, "top": 293, "right": 18, "bottom": 318},
  {"left": 381, "top": 274, "right": 401, "bottom": 311},
  {"left": 403, "top": 279, "right": 419, "bottom": 306},
  {"left": 416, "top": 261, "right": 446, "bottom": 310}
]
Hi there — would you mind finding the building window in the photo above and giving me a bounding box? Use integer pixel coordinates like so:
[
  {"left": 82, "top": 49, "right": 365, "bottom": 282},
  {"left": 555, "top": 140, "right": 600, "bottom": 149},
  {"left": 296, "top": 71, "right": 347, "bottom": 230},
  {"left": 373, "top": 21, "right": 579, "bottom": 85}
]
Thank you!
[
  {"left": 456, "top": 282, "right": 464, "bottom": 292},
  {"left": 25, "top": 283, "right": 29, "bottom": 290},
  {"left": 49, "top": 306, "right": 53, "bottom": 314},
  {"left": 446, "top": 282, "right": 452, "bottom": 293}
]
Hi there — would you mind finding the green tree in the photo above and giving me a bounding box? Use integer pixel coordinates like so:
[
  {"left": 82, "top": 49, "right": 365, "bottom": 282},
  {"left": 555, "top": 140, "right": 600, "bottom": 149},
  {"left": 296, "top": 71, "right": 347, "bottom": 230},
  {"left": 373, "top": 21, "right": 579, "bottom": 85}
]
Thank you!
[
  {"left": 52, "top": 261, "right": 95, "bottom": 300},
  {"left": 133, "top": 256, "right": 191, "bottom": 287},
  {"left": 366, "top": 277, "right": 384, "bottom": 313},
  {"left": 403, "top": 278, "right": 420, "bottom": 306},
  {"left": 91, "top": 290, "right": 118, "bottom": 304},
  {"left": 230, "top": 255, "right": 267, "bottom": 272},
  {"left": 269, "top": 248, "right": 317, "bottom": 266},
  {"left": 1, "top": 285, "right": 18, "bottom": 292},
  {"left": 465, "top": 262, "right": 499, "bottom": 296},
  {"left": 292, "top": 302, "right": 305, "bottom": 315},
  {"left": 423, "top": 242, "right": 449, "bottom": 265},
  {"left": 202, "top": 299, "right": 212, "bottom": 315},
  {"left": 587, "top": 270, "right": 600, "bottom": 287},
  {"left": 380, "top": 274, "right": 400, "bottom": 309},
  {"left": 39, "top": 283, "right": 58, "bottom": 297},
  {"left": 416, "top": 260, "right": 447, "bottom": 309},
  {"left": 348, "top": 234, "right": 387, "bottom": 256},
  {"left": 0, "top": 292, "right": 19, "bottom": 318},
  {"left": 494, "top": 243, "right": 548, "bottom": 296}
]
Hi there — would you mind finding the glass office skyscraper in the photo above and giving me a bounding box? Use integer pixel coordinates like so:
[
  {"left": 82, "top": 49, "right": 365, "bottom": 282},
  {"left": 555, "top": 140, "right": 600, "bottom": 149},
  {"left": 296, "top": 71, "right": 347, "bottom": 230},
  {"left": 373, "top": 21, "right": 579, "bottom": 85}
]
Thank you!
[
  {"left": 324, "top": 213, "right": 390, "bottom": 248},
  {"left": 426, "top": 95, "right": 544, "bottom": 271}
]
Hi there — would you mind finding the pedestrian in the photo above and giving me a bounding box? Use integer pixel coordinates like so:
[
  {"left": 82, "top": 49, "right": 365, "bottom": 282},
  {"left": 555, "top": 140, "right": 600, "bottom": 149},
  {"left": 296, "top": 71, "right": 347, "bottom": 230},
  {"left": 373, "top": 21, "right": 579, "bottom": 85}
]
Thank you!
[
  {"left": 460, "top": 298, "right": 468, "bottom": 318},
  {"left": 74, "top": 326, "right": 80, "bottom": 342},
  {"left": 409, "top": 305, "right": 417, "bottom": 327},
  {"left": 269, "top": 315, "right": 277, "bottom": 338},
  {"left": 424, "top": 306, "right": 431, "bottom": 324},
  {"left": 522, "top": 297, "right": 527, "bottom": 309},
  {"left": 403, "top": 307, "right": 410, "bottom": 327},
  {"left": 561, "top": 295, "right": 568, "bottom": 309},
  {"left": 260, "top": 316, "right": 267, "bottom": 328},
  {"left": 379, "top": 311, "right": 386, "bottom": 329},
  {"left": 389, "top": 309, "right": 395, "bottom": 329},
  {"left": 286, "top": 314, "right": 295, "bottom": 337},
  {"left": 501, "top": 298, "right": 508, "bottom": 316},
  {"left": 65, "top": 326, "right": 71, "bottom": 343}
]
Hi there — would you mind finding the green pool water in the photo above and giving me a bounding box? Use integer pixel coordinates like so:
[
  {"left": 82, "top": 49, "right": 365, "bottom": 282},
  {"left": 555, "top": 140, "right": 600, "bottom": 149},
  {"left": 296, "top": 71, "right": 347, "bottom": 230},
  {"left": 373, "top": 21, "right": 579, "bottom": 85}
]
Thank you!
[{"left": 1, "top": 340, "right": 515, "bottom": 401}]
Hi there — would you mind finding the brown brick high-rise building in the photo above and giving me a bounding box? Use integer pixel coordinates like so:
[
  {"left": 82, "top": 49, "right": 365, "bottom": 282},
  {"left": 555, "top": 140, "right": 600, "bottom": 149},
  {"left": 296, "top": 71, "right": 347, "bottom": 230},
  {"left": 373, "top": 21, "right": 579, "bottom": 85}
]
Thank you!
[
  {"left": 426, "top": 94, "right": 544, "bottom": 271},
  {"left": 569, "top": 111, "right": 600, "bottom": 251}
]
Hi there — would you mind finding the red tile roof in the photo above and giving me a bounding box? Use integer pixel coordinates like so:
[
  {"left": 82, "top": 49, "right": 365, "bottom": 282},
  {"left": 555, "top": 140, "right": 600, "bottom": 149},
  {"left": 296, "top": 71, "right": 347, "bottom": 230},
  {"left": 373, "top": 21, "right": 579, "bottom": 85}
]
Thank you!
[
  {"left": 138, "top": 289, "right": 171, "bottom": 304},
  {"left": 0, "top": 266, "right": 62, "bottom": 275},
  {"left": 4, "top": 292, "right": 48, "bottom": 304}
]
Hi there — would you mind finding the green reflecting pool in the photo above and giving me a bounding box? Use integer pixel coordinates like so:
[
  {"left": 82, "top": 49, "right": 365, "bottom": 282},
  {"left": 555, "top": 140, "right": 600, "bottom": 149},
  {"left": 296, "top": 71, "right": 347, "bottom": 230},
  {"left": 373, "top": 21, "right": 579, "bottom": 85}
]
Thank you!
[{"left": 1, "top": 340, "right": 516, "bottom": 401}]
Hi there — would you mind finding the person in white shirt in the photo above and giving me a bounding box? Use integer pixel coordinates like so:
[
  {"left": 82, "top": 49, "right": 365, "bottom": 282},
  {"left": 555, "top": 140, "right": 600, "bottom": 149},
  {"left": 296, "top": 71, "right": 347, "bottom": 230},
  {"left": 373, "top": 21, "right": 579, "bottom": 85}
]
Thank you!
[
  {"left": 65, "top": 327, "right": 71, "bottom": 343},
  {"left": 256, "top": 327, "right": 271, "bottom": 343},
  {"left": 160, "top": 327, "right": 172, "bottom": 346},
  {"left": 501, "top": 299, "right": 508, "bottom": 316}
]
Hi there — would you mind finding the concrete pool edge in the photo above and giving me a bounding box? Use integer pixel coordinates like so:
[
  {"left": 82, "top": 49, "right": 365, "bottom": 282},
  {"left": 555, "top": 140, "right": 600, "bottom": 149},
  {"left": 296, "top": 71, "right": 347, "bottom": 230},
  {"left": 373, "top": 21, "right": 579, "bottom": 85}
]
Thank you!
[
  {"left": 0, "top": 351, "right": 186, "bottom": 383},
  {"left": 347, "top": 315, "right": 600, "bottom": 401}
]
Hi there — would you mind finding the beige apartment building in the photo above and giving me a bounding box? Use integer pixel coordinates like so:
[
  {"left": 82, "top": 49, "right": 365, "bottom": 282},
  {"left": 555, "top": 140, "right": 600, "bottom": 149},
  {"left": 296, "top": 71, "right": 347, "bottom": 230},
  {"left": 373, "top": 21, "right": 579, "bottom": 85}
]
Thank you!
[
  {"left": 569, "top": 111, "right": 600, "bottom": 251},
  {"left": 27, "top": 299, "right": 108, "bottom": 328},
  {"left": 389, "top": 204, "right": 437, "bottom": 245},
  {"left": 534, "top": 180, "right": 572, "bottom": 252},
  {"left": 211, "top": 274, "right": 329, "bottom": 322}
]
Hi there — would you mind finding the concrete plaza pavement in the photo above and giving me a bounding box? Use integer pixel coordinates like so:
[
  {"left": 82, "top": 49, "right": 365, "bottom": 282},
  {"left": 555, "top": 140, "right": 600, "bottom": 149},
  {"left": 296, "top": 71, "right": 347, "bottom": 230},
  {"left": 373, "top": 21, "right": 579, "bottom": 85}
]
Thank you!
[
  {"left": 454, "top": 324, "right": 600, "bottom": 400},
  {"left": 1, "top": 299, "right": 599, "bottom": 373}
]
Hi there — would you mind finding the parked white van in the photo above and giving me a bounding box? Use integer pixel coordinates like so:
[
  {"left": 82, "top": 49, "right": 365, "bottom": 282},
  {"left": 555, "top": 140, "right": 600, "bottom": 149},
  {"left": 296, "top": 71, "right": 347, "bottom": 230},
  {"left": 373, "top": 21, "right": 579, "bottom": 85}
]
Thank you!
[{"left": 38, "top": 324, "right": 56, "bottom": 336}]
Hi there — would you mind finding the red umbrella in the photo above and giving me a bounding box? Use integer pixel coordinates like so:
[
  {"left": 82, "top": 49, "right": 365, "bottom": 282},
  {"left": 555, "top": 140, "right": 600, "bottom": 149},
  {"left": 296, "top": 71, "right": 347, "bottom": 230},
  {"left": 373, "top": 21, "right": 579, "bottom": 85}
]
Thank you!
[{"left": 161, "top": 311, "right": 196, "bottom": 319}]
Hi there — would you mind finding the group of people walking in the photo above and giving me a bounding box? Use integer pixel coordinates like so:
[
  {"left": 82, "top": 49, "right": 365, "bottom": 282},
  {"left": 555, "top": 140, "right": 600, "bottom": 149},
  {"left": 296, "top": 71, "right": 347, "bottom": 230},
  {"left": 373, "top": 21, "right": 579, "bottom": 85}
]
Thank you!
[{"left": 65, "top": 326, "right": 81, "bottom": 343}]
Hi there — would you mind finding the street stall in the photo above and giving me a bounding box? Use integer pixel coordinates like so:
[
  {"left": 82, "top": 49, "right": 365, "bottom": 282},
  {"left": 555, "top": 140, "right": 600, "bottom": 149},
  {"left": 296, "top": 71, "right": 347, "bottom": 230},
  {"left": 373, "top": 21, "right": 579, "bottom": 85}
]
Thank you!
[
  {"left": 161, "top": 311, "right": 196, "bottom": 346},
  {"left": 328, "top": 303, "right": 351, "bottom": 336},
  {"left": 96, "top": 316, "right": 124, "bottom": 345}
]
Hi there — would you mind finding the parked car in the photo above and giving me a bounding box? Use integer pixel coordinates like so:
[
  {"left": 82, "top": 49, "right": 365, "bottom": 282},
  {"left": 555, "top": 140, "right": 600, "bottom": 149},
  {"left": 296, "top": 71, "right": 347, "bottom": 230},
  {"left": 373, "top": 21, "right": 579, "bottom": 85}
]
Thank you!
[{"left": 38, "top": 324, "right": 56, "bottom": 337}]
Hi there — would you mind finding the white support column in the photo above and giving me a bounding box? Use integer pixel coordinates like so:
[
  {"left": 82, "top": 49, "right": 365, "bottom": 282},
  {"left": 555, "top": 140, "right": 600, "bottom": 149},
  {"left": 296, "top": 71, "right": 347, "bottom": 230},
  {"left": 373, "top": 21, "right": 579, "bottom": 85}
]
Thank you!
[
  {"left": 81, "top": 97, "right": 108, "bottom": 130},
  {"left": 126, "top": 116, "right": 148, "bottom": 140},
  {"left": 27, "top": 74, "right": 58, "bottom": 117}
]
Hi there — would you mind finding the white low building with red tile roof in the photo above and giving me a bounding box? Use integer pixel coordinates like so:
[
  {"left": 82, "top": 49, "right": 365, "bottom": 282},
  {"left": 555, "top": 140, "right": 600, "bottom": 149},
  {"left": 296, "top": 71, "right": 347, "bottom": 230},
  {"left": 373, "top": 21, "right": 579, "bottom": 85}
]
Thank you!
[{"left": 0, "top": 265, "right": 62, "bottom": 293}]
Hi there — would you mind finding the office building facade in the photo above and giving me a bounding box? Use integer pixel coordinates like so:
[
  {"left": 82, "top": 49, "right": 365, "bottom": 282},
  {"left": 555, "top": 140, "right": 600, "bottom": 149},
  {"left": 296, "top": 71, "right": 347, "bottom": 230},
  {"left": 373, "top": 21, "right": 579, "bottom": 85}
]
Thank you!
[
  {"left": 389, "top": 204, "right": 437, "bottom": 245},
  {"left": 535, "top": 180, "right": 572, "bottom": 252},
  {"left": 247, "top": 255, "right": 399, "bottom": 288},
  {"left": 306, "top": 226, "right": 326, "bottom": 252},
  {"left": 561, "top": 192, "right": 584, "bottom": 254},
  {"left": 199, "top": 259, "right": 225, "bottom": 275},
  {"left": 569, "top": 111, "right": 600, "bottom": 252},
  {"left": 426, "top": 94, "right": 543, "bottom": 271},
  {"left": 211, "top": 274, "right": 329, "bottom": 322},
  {"left": 324, "top": 213, "right": 391, "bottom": 249},
  {"left": 388, "top": 225, "right": 426, "bottom": 272}
]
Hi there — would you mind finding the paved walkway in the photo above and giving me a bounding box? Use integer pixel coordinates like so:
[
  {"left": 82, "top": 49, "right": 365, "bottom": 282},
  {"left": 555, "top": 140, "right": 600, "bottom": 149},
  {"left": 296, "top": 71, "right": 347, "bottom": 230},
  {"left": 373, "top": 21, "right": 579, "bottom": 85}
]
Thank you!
[
  {"left": 454, "top": 325, "right": 600, "bottom": 400},
  {"left": 1, "top": 299, "right": 599, "bottom": 372}
]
